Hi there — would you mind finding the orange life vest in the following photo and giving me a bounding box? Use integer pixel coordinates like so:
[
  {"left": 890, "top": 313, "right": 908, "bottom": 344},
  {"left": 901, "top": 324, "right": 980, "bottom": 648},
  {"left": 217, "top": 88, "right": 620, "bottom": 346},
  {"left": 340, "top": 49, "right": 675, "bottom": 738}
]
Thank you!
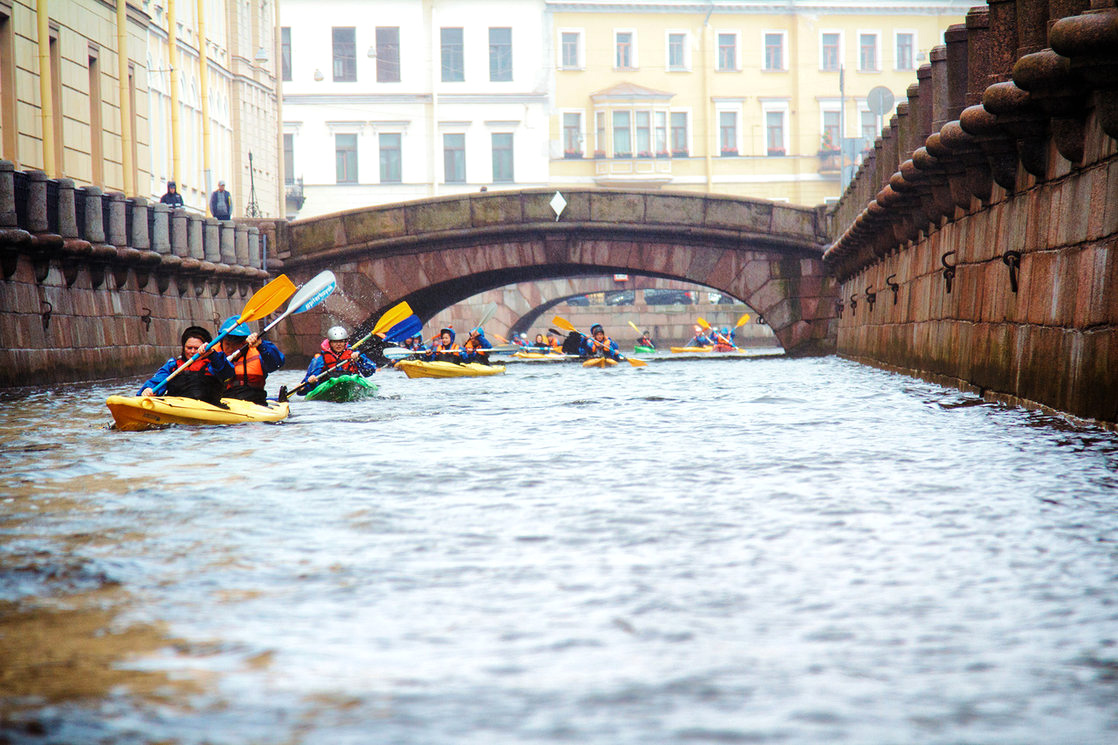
[
  {"left": 230, "top": 347, "right": 265, "bottom": 388},
  {"left": 320, "top": 347, "right": 356, "bottom": 373}
]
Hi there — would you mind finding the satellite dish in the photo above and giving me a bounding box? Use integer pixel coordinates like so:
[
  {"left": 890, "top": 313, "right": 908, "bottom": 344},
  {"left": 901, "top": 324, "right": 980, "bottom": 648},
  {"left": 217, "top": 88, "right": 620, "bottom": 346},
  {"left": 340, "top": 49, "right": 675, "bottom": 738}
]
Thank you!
[{"left": 866, "top": 86, "right": 895, "bottom": 116}]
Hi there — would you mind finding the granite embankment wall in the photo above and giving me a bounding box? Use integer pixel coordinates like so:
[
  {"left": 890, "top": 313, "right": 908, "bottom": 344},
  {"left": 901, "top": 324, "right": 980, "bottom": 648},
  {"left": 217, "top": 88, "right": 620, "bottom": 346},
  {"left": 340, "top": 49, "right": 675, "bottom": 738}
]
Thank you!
[
  {"left": 826, "top": 0, "right": 1118, "bottom": 426},
  {"left": 0, "top": 161, "right": 276, "bottom": 388}
]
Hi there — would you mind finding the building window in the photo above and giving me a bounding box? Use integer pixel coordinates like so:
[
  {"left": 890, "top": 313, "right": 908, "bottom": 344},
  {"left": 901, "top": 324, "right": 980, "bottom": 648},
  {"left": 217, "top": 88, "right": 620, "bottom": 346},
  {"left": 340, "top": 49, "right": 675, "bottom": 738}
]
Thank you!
[
  {"left": 332, "top": 27, "right": 356, "bottom": 82},
  {"left": 283, "top": 133, "right": 294, "bottom": 184},
  {"left": 635, "top": 111, "right": 651, "bottom": 156},
  {"left": 595, "top": 111, "right": 606, "bottom": 156},
  {"left": 335, "top": 133, "right": 357, "bottom": 183},
  {"left": 719, "top": 111, "right": 737, "bottom": 156},
  {"left": 612, "top": 110, "right": 631, "bottom": 156},
  {"left": 671, "top": 111, "right": 688, "bottom": 156},
  {"left": 379, "top": 133, "right": 401, "bottom": 183},
  {"left": 561, "top": 31, "right": 580, "bottom": 69},
  {"left": 764, "top": 33, "right": 784, "bottom": 71},
  {"left": 615, "top": 31, "right": 634, "bottom": 69},
  {"left": 895, "top": 32, "right": 915, "bottom": 71},
  {"left": 668, "top": 32, "right": 686, "bottom": 70},
  {"left": 821, "top": 32, "right": 840, "bottom": 71},
  {"left": 492, "top": 132, "right": 513, "bottom": 182},
  {"left": 376, "top": 27, "right": 400, "bottom": 82},
  {"left": 654, "top": 111, "right": 667, "bottom": 156},
  {"left": 766, "top": 111, "right": 786, "bottom": 156},
  {"left": 860, "top": 109, "right": 877, "bottom": 144},
  {"left": 444, "top": 133, "right": 465, "bottom": 182},
  {"left": 441, "top": 28, "right": 464, "bottom": 82},
  {"left": 717, "top": 33, "right": 736, "bottom": 71},
  {"left": 821, "top": 110, "right": 841, "bottom": 152},
  {"left": 859, "top": 33, "right": 879, "bottom": 72},
  {"left": 281, "top": 27, "right": 291, "bottom": 82},
  {"left": 489, "top": 27, "right": 512, "bottom": 82},
  {"left": 563, "top": 112, "right": 582, "bottom": 157}
]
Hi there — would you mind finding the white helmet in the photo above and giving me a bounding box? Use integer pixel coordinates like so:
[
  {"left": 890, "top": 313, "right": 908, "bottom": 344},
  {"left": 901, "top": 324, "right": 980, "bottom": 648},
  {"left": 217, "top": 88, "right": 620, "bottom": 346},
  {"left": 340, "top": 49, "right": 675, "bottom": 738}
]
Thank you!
[{"left": 327, "top": 325, "right": 348, "bottom": 341}]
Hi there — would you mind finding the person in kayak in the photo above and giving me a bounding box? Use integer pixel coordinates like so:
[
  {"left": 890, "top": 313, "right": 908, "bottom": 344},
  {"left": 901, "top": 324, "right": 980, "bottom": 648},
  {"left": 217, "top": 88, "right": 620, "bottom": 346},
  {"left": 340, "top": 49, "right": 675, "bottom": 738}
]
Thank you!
[
  {"left": 461, "top": 328, "right": 493, "bottom": 365},
  {"left": 637, "top": 330, "right": 656, "bottom": 349},
  {"left": 685, "top": 324, "right": 714, "bottom": 348},
  {"left": 424, "top": 327, "right": 461, "bottom": 363},
  {"left": 401, "top": 335, "right": 427, "bottom": 352},
  {"left": 301, "top": 325, "right": 377, "bottom": 389},
  {"left": 533, "top": 333, "right": 549, "bottom": 351},
  {"left": 139, "top": 326, "right": 233, "bottom": 405},
  {"left": 579, "top": 323, "right": 622, "bottom": 361},
  {"left": 217, "top": 315, "right": 285, "bottom": 405},
  {"left": 712, "top": 326, "right": 736, "bottom": 351}
]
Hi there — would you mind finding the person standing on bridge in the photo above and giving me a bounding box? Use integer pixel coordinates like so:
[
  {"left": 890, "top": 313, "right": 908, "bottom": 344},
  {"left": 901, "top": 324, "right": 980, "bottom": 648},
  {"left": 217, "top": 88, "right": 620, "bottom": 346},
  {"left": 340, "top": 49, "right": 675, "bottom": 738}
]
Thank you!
[
  {"left": 210, "top": 180, "right": 232, "bottom": 221},
  {"left": 160, "top": 181, "right": 184, "bottom": 208}
]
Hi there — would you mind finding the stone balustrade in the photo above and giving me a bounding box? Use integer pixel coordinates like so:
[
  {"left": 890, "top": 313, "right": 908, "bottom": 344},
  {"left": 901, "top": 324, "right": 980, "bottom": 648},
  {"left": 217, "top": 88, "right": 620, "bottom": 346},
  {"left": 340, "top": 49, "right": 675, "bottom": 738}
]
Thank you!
[{"left": 825, "top": 0, "right": 1117, "bottom": 281}]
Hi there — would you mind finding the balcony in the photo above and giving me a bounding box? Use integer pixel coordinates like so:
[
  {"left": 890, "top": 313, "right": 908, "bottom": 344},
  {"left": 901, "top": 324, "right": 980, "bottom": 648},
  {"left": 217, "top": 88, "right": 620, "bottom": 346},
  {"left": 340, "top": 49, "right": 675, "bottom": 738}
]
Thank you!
[
  {"left": 285, "top": 178, "right": 305, "bottom": 211},
  {"left": 593, "top": 153, "right": 673, "bottom": 186},
  {"left": 817, "top": 150, "right": 841, "bottom": 175}
]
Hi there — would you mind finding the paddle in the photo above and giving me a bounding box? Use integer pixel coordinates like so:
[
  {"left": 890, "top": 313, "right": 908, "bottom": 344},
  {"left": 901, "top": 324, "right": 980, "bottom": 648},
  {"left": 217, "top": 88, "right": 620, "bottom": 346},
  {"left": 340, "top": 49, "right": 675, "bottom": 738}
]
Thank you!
[
  {"left": 696, "top": 316, "right": 742, "bottom": 351},
  {"left": 226, "top": 270, "right": 337, "bottom": 363},
  {"left": 153, "top": 274, "right": 296, "bottom": 394},
  {"left": 552, "top": 316, "right": 647, "bottom": 367},
  {"left": 279, "top": 301, "right": 419, "bottom": 401}
]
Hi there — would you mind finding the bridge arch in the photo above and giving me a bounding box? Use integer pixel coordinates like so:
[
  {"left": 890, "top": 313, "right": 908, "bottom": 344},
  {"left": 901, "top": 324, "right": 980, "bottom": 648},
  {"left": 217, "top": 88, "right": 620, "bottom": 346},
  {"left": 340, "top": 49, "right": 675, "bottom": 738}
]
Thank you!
[{"left": 275, "top": 188, "right": 837, "bottom": 356}]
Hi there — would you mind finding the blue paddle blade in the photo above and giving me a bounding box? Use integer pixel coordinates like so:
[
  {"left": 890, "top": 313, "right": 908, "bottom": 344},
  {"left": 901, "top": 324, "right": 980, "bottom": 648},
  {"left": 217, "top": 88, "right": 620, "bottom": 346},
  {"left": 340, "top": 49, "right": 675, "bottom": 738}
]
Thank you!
[
  {"left": 292, "top": 274, "right": 336, "bottom": 314},
  {"left": 383, "top": 314, "right": 422, "bottom": 342}
]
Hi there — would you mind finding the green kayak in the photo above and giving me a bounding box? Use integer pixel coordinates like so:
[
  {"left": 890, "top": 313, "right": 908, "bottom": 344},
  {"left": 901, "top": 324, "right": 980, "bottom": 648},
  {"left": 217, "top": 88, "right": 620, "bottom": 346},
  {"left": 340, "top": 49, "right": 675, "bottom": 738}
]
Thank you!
[
  {"left": 303, "top": 374, "right": 378, "bottom": 402},
  {"left": 634, "top": 345, "right": 656, "bottom": 354}
]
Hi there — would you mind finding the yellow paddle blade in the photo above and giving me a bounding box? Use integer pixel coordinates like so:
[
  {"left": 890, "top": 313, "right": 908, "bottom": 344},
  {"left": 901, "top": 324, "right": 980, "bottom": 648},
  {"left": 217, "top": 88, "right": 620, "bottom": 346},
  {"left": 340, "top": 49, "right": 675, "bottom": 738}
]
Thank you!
[
  {"left": 552, "top": 316, "right": 577, "bottom": 333},
  {"left": 372, "top": 301, "right": 414, "bottom": 335},
  {"left": 628, "top": 320, "right": 641, "bottom": 334},
  {"left": 696, "top": 317, "right": 712, "bottom": 329},
  {"left": 239, "top": 274, "right": 296, "bottom": 323},
  {"left": 626, "top": 356, "right": 647, "bottom": 367},
  {"left": 736, "top": 313, "right": 750, "bottom": 327}
]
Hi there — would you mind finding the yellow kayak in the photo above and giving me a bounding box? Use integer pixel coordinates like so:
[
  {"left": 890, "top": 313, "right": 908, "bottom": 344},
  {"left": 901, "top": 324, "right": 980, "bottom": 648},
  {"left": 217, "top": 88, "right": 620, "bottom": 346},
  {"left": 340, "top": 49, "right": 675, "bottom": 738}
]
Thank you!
[
  {"left": 395, "top": 360, "right": 507, "bottom": 379},
  {"left": 670, "top": 346, "right": 713, "bottom": 353},
  {"left": 512, "top": 351, "right": 567, "bottom": 361},
  {"left": 582, "top": 357, "right": 618, "bottom": 368},
  {"left": 106, "top": 395, "right": 289, "bottom": 432}
]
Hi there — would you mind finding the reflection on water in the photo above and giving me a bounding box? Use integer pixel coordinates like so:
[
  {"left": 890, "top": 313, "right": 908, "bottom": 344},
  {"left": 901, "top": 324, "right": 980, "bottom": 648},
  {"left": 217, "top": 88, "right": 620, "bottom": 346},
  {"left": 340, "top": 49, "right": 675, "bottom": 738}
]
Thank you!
[{"left": 1, "top": 356, "right": 1117, "bottom": 744}]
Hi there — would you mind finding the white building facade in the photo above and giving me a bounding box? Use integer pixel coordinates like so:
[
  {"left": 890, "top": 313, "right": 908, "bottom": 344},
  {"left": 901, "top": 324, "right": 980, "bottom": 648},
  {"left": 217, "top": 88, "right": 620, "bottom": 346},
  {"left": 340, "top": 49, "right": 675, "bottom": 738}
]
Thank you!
[{"left": 280, "top": 0, "right": 552, "bottom": 219}]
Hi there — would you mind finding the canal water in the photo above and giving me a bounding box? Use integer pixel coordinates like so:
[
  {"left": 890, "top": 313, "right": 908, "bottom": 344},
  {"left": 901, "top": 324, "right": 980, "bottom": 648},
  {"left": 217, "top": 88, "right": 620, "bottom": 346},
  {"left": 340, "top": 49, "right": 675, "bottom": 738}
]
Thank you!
[{"left": 1, "top": 355, "right": 1116, "bottom": 744}]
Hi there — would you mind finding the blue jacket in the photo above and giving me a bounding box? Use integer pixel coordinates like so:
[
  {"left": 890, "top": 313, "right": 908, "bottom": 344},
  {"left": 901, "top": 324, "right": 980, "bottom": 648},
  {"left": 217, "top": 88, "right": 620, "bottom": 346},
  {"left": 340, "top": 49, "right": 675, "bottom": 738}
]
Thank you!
[
  {"left": 580, "top": 334, "right": 621, "bottom": 361},
  {"left": 460, "top": 332, "right": 493, "bottom": 363},
  {"left": 138, "top": 352, "right": 234, "bottom": 394},
  {"left": 302, "top": 344, "right": 376, "bottom": 384}
]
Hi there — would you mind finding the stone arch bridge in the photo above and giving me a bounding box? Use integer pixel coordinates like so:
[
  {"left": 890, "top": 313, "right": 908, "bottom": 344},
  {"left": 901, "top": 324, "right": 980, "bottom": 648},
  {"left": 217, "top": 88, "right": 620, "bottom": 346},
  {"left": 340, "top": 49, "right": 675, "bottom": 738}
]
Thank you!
[{"left": 271, "top": 188, "right": 835, "bottom": 356}]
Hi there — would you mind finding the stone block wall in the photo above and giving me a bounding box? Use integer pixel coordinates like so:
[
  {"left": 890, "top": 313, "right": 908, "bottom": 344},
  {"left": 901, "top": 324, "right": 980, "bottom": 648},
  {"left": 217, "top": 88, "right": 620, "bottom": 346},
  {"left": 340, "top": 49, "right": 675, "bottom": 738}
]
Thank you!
[
  {"left": 826, "top": 0, "right": 1118, "bottom": 426},
  {"left": 0, "top": 161, "right": 275, "bottom": 388}
]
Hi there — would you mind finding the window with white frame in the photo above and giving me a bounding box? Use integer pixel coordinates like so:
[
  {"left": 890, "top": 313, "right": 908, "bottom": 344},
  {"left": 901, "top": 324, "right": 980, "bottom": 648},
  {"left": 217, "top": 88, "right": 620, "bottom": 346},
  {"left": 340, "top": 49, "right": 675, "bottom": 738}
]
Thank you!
[
  {"left": 820, "top": 31, "right": 841, "bottom": 71},
  {"left": 654, "top": 111, "right": 668, "bottom": 155},
  {"left": 332, "top": 27, "right": 356, "bottom": 82},
  {"left": 283, "top": 132, "right": 294, "bottom": 183},
  {"left": 860, "top": 107, "right": 877, "bottom": 148},
  {"left": 491, "top": 133, "right": 514, "bottom": 182},
  {"left": 761, "top": 101, "right": 789, "bottom": 155},
  {"left": 441, "top": 28, "right": 464, "bottom": 82},
  {"left": 612, "top": 110, "right": 631, "bottom": 156},
  {"left": 376, "top": 27, "right": 400, "bottom": 83},
  {"left": 379, "top": 133, "right": 401, "bottom": 183},
  {"left": 489, "top": 28, "right": 512, "bottom": 82},
  {"left": 895, "top": 31, "right": 915, "bottom": 71},
  {"left": 562, "top": 111, "right": 583, "bottom": 156},
  {"left": 335, "top": 133, "right": 358, "bottom": 182},
  {"left": 667, "top": 31, "right": 689, "bottom": 71},
  {"left": 717, "top": 32, "right": 737, "bottom": 71},
  {"left": 820, "top": 107, "right": 841, "bottom": 152},
  {"left": 443, "top": 133, "right": 465, "bottom": 182},
  {"left": 560, "top": 30, "right": 582, "bottom": 69},
  {"left": 595, "top": 111, "right": 606, "bottom": 155},
  {"left": 719, "top": 110, "right": 738, "bottom": 155},
  {"left": 859, "top": 32, "right": 880, "bottom": 72},
  {"left": 615, "top": 30, "right": 637, "bottom": 70},
  {"left": 670, "top": 111, "right": 688, "bottom": 156},
  {"left": 763, "top": 32, "right": 786, "bottom": 71}
]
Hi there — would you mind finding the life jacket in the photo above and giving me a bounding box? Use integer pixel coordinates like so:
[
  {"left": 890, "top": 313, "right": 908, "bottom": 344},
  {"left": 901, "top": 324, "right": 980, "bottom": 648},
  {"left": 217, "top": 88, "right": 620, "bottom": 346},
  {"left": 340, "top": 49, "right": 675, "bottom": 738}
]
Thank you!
[
  {"left": 167, "top": 355, "right": 224, "bottom": 405},
  {"left": 176, "top": 355, "right": 214, "bottom": 375},
  {"left": 319, "top": 340, "right": 357, "bottom": 373},
  {"left": 230, "top": 347, "right": 266, "bottom": 389},
  {"left": 429, "top": 341, "right": 460, "bottom": 362}
]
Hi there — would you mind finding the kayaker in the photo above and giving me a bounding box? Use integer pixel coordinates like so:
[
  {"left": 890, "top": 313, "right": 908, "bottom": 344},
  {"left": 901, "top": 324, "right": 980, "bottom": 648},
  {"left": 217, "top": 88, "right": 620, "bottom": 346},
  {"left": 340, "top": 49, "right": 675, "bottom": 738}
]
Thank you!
[
  {"left": 138, "top": 326, "right": 233, "bottom": 405},
  {"left": 461, "top": 328, "right": 493, "bottom": 365},
  {"left": 685, "top": 324, "right": 713, "bottom": 347},
  {"left": 217, "top": 315, "right": 285, "bottom": 405},
  {"left": 579, "top": 323, "right": 622, "bottom": 361},
  {"left": 402, "top": 335, "right": 426, "bottom": 352},
  {"left": 424, "top": 327, "right": 461, "bottom": 363},
  {"left": 302, "top": 326, "right": 377, "bottom": 388},
  {"left": 637, "top": 330, "right": 656, "bottom": 349},
  {"left": 533, "top": 333, "right": 549, "bottom": 352},
  {"left": 713, "top": 326, "right": 735, "bottom": 351}
]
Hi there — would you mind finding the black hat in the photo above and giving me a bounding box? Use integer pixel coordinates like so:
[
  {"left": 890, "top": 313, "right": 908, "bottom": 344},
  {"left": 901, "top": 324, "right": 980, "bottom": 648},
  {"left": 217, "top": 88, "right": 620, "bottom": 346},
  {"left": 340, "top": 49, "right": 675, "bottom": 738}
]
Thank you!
[{"left": 181, "top": 326, "right": 212, "bottom": 346}]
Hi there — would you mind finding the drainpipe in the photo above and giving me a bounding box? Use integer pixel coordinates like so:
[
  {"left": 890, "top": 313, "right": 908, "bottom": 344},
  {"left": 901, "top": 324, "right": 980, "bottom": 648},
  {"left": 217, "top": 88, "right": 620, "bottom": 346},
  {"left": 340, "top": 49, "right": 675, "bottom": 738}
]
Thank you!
[
  {"left": 36, "top": 0, "right": 54, "bottom": 176},
  {"left": 197, "top": 0, "right": 212, "bottom": 208},
  {"left": 116, "top": 0, "right": 134, "bottom": 194},
  {"left": 426, "top": 0, "right": 438, "bottom": 197},
  {"left": 701, "top": 3, "right": 713, "bottom": 192},
  {"left": 168, "top": 0, "right": 180, "bottom": 186}
]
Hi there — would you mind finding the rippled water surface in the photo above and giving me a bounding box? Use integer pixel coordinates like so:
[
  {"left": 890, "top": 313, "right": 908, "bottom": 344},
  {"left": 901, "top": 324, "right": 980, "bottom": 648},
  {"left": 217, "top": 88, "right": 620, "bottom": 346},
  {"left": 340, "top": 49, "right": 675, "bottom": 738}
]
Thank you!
[{"left": 1, "top": 355, "right": 1116, "bottom": 744}]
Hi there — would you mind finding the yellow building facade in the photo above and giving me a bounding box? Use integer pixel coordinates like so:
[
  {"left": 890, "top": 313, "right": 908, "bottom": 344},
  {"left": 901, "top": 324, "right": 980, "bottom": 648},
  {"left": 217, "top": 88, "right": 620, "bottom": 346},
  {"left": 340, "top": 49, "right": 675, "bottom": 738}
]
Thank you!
[
  {"left": 547, "top": 0, "right": 972, "bottom": 207},
  {"left": 0, "top": 0, "right": 281, "bottom": 218}
]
